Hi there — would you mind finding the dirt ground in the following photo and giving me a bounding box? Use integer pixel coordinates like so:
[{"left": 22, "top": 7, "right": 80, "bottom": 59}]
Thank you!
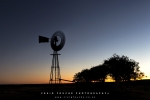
[{"left": 0, "top": 84, "right": 150, "bottom": 100}]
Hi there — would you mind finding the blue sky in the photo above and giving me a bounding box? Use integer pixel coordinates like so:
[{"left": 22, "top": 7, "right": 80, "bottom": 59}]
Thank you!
[{"left": 0, "top": 0, "right": 150, "bottom": 84}]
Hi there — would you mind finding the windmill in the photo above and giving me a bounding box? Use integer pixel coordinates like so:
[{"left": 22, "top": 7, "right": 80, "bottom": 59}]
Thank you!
[{"left": 39, "top": 31, "right": 65, "bottom": 84}]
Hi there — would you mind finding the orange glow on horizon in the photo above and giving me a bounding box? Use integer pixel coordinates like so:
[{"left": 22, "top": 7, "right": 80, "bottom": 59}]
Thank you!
[{"left": 0, "top": 72, "right": 149, "bottom": 84}]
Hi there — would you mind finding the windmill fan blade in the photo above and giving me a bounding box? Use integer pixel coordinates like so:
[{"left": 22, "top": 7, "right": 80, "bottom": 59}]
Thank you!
[
  {"left": 51, "top": 31, "right": 65, "bottom": 51},
  {"left": 39, "top": 36, "right": 49, "bottom": 43},
  {"left": 54, "top": 36, "right": 58, "bottom": 42}
]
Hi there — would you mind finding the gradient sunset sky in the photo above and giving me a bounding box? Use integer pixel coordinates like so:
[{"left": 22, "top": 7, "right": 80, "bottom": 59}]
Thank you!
[{"left": 0, "top": 0, "right": 150, "bottom": 84}]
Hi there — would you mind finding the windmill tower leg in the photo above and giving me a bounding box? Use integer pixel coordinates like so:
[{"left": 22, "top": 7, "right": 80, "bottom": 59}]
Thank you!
[{"left": 50, "top": 51, "right": 61, "bottom": 91}]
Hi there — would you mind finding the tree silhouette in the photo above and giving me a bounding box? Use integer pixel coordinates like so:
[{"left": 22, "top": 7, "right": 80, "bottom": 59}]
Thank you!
[
  {"left": 73, "top": 69, "right": 91, "bottom": 82},
  {"left": 73, "top": 72, "right": 82, "bottom": 82},
  {"left": 73, "top": 53, "right": 145, "bottom": 83},
  {"left": 103, "top": 54, "right": 145, "bottom": 82},
  {"left": 73, "top": 64, "right": 109, "bottom": 83},
  {"left": 89, "top": 64, "right": 109, "bottom": 82}
]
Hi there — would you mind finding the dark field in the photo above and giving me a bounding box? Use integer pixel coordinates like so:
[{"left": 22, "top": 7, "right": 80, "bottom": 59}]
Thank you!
[{"left": 0, "top": 81, "right": 150, "bottom": 100}]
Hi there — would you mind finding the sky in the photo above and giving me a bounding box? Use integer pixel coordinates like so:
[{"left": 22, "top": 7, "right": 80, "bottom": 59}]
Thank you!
[{"left": 0, "top": 0, "right": 150, "bottom": 84}]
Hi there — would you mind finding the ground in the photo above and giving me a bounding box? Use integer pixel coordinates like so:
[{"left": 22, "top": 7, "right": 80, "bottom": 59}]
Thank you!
[{"left": 0, "top": 83, "right": 150, "bottom": 100}]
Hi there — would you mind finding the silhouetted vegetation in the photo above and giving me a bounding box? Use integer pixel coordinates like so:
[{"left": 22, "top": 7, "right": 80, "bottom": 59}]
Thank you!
[
  {"left": 73, "top": 54, "right": 145, "bottom": 83},
  {"left": 73, "top": 69, "right": 91, "bottom": 82},
  {"left": 89, "top": 64, "right": 109, "bottom": 82}
]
